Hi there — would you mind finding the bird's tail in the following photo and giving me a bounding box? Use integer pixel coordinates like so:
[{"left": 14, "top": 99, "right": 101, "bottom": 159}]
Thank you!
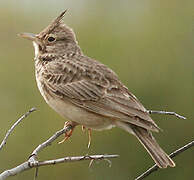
[{"left": 131, "top": 125, "right": 175, "bottom": 168}]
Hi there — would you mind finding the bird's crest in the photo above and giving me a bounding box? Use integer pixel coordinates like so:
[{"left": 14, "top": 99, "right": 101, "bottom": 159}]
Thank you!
[{"left": 39, "top": 10, "right": 67, "bottom": 38}]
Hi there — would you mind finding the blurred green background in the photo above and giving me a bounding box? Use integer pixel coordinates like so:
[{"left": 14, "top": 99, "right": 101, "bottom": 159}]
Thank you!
[{"left": 0, "top": 0, "right": 193, "bottom": 179}]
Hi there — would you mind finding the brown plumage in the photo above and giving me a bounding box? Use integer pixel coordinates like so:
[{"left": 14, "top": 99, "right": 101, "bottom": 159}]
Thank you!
[{"left": 20, "top": 10, "right": 175, "bottom": 168}]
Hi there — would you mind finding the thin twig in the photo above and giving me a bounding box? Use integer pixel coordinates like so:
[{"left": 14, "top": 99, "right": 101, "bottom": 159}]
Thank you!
[
  {"left": 34, "top": 168, "right": 38, "bottom": 180},
  {"left": 28, "top": 124, "right": 74, "bottom": 165},
  {"left": 0, "top": 108, "right": 36, "bottom": 151},
  {"left": 147, "top": 110, "right": 186, "bottom": 120},
  {"left": 135, "top": 140, "right": 194, "bottom": 180}
]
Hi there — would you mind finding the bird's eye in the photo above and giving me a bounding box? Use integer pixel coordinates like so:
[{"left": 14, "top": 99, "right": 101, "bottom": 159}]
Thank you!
[{"left": 47, "top": 36, "right": 56, "bottom": 42}]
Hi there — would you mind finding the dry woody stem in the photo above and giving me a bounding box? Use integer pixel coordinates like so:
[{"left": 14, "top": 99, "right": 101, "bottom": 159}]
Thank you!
[
  {"left": 0, "top": 108, "right": 36, "bottom": 151},
  {"left": 0, "top": 154, "right": 118, "bottom": 180},
  {"left": 135, "top": 140, "right": 194, "bottom": 180},
  {"left": 147, "top": 110, "right": 186, "bottom": 120},
  {"left": 0, "top": 108, "right": 118, "bottom": 180}
]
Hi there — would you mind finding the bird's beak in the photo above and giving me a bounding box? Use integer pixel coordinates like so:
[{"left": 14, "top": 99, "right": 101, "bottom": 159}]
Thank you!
[{"left": 18, "top": 33, "right": 37, "bottom": 41}]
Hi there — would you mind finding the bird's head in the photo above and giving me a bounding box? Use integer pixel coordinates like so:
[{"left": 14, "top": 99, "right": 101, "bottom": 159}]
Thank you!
[{"left": 19, "top": 10, "right": 81, "bottom": 58}]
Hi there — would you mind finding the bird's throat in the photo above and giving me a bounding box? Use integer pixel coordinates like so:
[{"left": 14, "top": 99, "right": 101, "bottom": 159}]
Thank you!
[{"left": 33, "top": 42, "right": 40, "bottom": 58}]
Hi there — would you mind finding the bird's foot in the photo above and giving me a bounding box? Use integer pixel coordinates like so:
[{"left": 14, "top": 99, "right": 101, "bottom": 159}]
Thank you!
[{"left": 58, "top": 121, "right": 76, "bottom": 144}]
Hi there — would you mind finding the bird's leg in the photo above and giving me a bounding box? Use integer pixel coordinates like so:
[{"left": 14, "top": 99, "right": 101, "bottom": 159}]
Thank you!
[
  {"left": 87, "top": 128, "right": 92, "bottom": 149},
  {"left": 81, "top": 126, "right": 92, "bottom": 148},
  {"left": 147, "top": 110, "right": 186, "bottom": 120},
  {"left": 58, "top": 121, "right": 77, "bottom": 144}
]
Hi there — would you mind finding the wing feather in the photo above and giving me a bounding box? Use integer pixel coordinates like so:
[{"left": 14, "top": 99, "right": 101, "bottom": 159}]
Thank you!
[{"left": 42, "top": 58, "right": 159, "bottom": 131}]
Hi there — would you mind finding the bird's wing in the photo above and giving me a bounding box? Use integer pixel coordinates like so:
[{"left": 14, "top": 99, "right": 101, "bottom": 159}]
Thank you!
[{"left": 42, "top": 57, "right": 159, "bottom": 131}]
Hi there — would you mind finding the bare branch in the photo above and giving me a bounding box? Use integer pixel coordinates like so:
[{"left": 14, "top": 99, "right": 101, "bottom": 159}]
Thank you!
[
  {"left": 29, "top": 124, "right": 73, "bottom": 163},
  {"left": 147, "top": 110, "right": 186, "bottom": 120},
  {"left": 0, "top": 122, "right": 119, "bottom": 180},
  {"left": 37, "top": 154, "right": 119, "bottom": 166},
  {"left": 135, "top": 140, "right": 194, "bottom": 180},
  {"left": 0, "top": 154, "right": 118, "bottom": 180},
  {"left": 0, "top": 108, "right": 36, "bottom": 151}
]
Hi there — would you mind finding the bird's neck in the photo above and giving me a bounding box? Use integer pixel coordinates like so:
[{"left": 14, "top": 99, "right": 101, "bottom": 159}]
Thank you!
[
  {"left": 45, "top": 42, "right": 83, "bottom": 58},
  {"left": 62, "top": 43, "right": 83, "bottom": 57}
]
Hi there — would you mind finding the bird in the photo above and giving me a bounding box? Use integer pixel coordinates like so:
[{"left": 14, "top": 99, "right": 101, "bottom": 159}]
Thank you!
[{"left": 19, "top": 10, "right": 175, "bottom": 168}]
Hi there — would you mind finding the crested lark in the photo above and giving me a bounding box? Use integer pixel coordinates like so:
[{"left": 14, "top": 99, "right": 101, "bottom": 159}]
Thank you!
[{"left": 19, "top": 10, "right": 175, "bottom": 168}]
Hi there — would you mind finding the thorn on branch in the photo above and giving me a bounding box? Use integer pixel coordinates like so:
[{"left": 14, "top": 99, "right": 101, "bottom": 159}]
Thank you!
[{"left": 89, "top": 159, "right": 94, "bottom": 168}]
